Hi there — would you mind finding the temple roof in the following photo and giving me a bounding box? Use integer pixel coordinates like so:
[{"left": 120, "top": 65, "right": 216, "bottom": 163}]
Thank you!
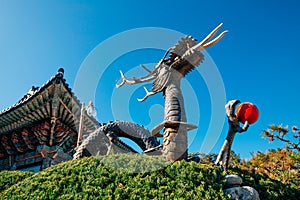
[
  {"left": 0, "top": 69, "right": 136, "bottom": 161},
  {"left": 0, "top": 68, "right": 98, "bottom": 135}
]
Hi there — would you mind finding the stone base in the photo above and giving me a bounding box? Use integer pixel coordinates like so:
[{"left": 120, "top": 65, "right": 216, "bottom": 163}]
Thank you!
[
  {"left": 224, "top": 174, "right": 260, "bottom": 200},
  {"left": 225, "top": 174, "right": 243, "bottom": 186},
  {"left": 225, "top": 186, "right": 260, "bottom": 200}
]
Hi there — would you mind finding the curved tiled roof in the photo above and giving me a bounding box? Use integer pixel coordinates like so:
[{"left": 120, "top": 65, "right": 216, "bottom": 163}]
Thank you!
[
  {"left": 1, "top": 69, "right": 68, "bottom": 114},
  {"left": 0, "top": 68, "right": 100, "bottom": 133},
  {"left": 0, "top": 69, "right": 137, "bottom": 162}
]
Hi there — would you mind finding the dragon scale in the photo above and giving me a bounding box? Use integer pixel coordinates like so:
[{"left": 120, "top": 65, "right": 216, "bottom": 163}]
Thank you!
[{"left": 162, "top": 70, "right": 188, "bottom": 161}]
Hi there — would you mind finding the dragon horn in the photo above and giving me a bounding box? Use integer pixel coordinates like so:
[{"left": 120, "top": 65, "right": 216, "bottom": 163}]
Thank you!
[
  {"left": 202, "top": 30, "right": 228, "bottom": 48},
  {"left": 193, "top": 23, "right": 228, "bottom": 51}
]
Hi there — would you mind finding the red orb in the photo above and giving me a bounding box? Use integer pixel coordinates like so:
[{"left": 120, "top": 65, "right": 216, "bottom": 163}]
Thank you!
[{"left": 235, "top": 102, "right": 259, "bottom": 124}]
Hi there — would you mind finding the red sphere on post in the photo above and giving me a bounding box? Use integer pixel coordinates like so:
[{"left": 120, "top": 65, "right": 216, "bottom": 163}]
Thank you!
[{"left": 235, "top": 102, "right": 259, "bottom": 124}]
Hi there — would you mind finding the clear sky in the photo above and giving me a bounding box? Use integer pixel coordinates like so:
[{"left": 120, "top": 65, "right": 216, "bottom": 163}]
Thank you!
[{"left": 0, "top": 0, "right": 299, "bottom": 159}]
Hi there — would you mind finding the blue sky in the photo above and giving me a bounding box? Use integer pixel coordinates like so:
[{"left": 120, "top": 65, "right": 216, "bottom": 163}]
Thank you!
[{"left": 0, "top": 1, "right": 299, "bottom": 159}]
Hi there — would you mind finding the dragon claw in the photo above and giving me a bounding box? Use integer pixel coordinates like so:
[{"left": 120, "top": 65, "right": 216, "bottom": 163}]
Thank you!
[{"left": 225, "top": 99, "right": 241, "bottom": 118}]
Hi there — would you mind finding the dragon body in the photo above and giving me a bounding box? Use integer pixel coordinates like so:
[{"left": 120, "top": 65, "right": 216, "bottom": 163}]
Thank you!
[
  {"left": 73, "top": 121, "right": 160, "bottom": 160},
  {"left": 116, "top": 24, "right": 228, "bottom": 161}
]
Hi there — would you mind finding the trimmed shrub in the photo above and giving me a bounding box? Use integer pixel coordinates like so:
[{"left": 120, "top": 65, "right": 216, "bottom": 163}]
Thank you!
[
  {"left": 0, "top": 154, "right": 299, "bottom": 199},
  {"left": 0, "top": 170, "right": 34, "bottom": 192}
]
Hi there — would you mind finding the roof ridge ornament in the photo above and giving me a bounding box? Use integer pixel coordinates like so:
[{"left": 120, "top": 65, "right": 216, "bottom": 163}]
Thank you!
[
  {"left": 56, "top": 68, "right": 64, "bottom": 83},
  {"left": 58, "top": 68, "right": 64, "bottom": 75}
]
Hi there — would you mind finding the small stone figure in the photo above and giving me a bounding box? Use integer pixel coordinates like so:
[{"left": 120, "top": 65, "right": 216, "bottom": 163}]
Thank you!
[
  {"left": 215, "top": 100, "right": 249, "bottom": 171},
  {"left": 27, "top": 86, "right": 39, "bottom": 96},
  {"left": 18, "top": 86, "right": 40, "bottom": 103}
]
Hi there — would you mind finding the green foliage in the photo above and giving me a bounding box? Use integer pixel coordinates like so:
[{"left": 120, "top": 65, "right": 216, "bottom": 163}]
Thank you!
[
  {"left": 0, "top": 155, "right": 230, "bottom": 200},
  {"left": 239, "top": 149, "right": 300, "bottom": 189},
  {"left": 262, "top": 124, "right": 300, "bottom": 152},
  {"left": 190, "top": 151, "right": 241, "bottom": 168},
  {"left": 192, "top": 152, "right": 218, "bottom": 164},
  {"left": 0, "top": 170, "right": 34, "bottom": 192},
  {"left": 98, "top": 154, "right": 169, "bottom": 173},
  {"left": 0, "top": 154, "right": 299, "bottom": 199},
  {"left": 229, "top": 167, "right": 300, "bottom": 199}
]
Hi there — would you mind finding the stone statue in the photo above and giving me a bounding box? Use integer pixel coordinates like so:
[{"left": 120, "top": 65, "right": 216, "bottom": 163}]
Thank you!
[
  {"left": 116, "top": 23, "right": 228, "bottom": 161},
  {"left": 215, "top": 100, "right": 249, "bottom": 171}
]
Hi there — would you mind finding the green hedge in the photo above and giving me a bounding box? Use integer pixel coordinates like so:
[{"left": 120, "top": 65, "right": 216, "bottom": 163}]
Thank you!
[
  {"left": 0, "top": 170, "right": 34, "bottom": 192},
  {"left": 229, "top": 167, "right": 300, "bottom": 200},
  {"left": 0, "top": 154, "right": 299, "bottom": 199}
]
